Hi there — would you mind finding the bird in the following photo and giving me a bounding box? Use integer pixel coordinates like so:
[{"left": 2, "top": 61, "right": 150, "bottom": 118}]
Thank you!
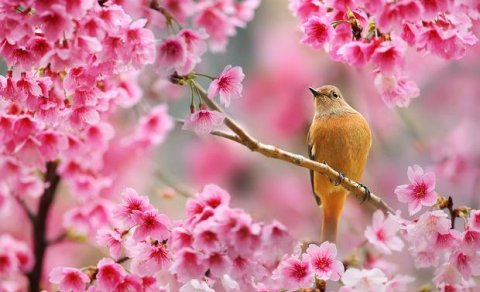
[{"left": 307, "top": 85, "right": 372, "bottom": 243}]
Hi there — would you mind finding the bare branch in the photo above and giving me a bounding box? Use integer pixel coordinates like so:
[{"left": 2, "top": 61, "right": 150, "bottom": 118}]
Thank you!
[{"left": 189, "top": 80, "right": 394, "bottom": 214}]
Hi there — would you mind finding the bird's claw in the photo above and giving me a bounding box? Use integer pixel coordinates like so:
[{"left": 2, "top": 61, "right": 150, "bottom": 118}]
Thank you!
[
  {"left": 359, "top": 183, "right": 371, "bottom": 203},
  {"left": 334, "top": 172, "right": 345, "bottom": 186}
]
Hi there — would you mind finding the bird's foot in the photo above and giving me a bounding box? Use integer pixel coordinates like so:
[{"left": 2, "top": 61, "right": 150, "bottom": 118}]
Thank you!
[
  {"left": 359, "top": 183, "right": 371, "bottom": 203},
  {"left": 334, "top": 172, "right": 345, "bottom": 186}
]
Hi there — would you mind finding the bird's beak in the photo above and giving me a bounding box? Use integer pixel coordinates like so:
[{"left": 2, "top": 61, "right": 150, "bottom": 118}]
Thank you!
[{"left": 309, "top": 87, "right": 321, "bottom": 98}]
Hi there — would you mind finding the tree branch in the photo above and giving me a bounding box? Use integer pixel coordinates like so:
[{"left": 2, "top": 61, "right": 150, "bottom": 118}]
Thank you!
[
  {"left": 27, "top": 161, "right": 61, "bottom": 292},
  {"left": 188, "top": 80, "right": 394, "bottom": 214}
]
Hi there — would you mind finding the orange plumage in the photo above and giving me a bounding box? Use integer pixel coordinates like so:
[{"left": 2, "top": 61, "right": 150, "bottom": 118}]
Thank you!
[{"left": 307, "top": 85, "right": 372, "bottom": 243}]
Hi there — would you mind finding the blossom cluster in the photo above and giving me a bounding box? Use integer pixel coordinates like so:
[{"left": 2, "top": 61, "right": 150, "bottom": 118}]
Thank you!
[
  {"left": 361, "top": 165, "right": 480, "bottom": 290},
  {"left": 0, "top": 1, "right": 174, "bottom": 217},
  {"left": 289, "top": 0, "right": 478, "bottom": 107},
  {"left": 49, "top": 185, "right": 348, "bottom": 291}
]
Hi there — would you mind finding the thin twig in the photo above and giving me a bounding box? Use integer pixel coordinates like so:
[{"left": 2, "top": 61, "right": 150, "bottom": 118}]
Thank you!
[
  {"left": 155, "top": 168, "right": 195, "bottom": 198},
  {"left": 48, "top": 232, "right": 68, "bottom": 246},
  {"left": 188, "top": 80, "right": 394, "bottom": 214}
]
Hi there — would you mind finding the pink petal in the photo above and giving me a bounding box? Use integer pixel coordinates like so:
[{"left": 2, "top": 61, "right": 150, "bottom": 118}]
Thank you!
[{"left": 207, "top": 80, "right": 220, "bottom": 99}]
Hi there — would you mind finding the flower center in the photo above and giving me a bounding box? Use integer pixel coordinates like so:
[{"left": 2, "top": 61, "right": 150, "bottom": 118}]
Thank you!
[
  {"left": 217, "top": 76, "right": 232, "bottom": 91},
  {"left": 65, "top": 272, "right": 81, "bottom": 284},
  {"left": 144, "top": 215, "right": 156, "bottom": 227},
  {"left": 291, "top": 262, "right": 307, "bottom": 279},
  {"left": 376, "top": 229, "right": 385, "bottom": 241},
  {"left": 312, "top": 23, "right": 327, "bottom": 39},
  {"left": 413, "top": 183, "right": 427, "bottom": 199},
  {"left": 314, "top": 257, "right": 331, "bottom": 271}
]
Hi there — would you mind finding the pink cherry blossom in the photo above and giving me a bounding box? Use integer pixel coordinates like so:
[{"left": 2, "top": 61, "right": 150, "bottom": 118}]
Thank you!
[
  {"left": 34, "top": 5, "right": 73, "bottom": 42},
  {"left": 192, "top": 221, "right": 221, "bottom": 253},
  {"left": 434, "top": 230, "right": 461, "bottom": 250},
  {"left": 182, "top": 106, "right": 225, "bottom": 136},
  {"left": 130, "top": 242, "right": 170, "bottom": 276},
  {"left": 97, "top": 228, "right": 123, "bottom": 260},
  {"left": 179, "top": 280, "right": 214, "bottom": 292},
  {"left": 170, "top": 248, "right": 207, "bottom": 282},
  {"left": 122, "top": 19, "right": 156, "bottom": 69},
  {"left": 301, "top": 16, "right": 334, "bottom": 49},
  {"left": 365, "top": 210, "right": 404, "bottom": 254},
  {"left": 468, "top": 210, "right": 480, "bottom": 231},
  {"left": 432, "top": 263, "right": 463, "bottom": 289},
  {"left": 49, "top": 267, "right": 90, "bottom": 292},
  {"left": 0, "top": 235, "right": 33, "bottom": 275},
  {"left": 129, "top": 104, "right": 174, "bottom": 148},
  {"left": 418, "top": 15, "right": 478, "bottom": 60},
  {"left": 194, "top": 5, "right": 235, "bottom": 52},
  {"left": 156, "top": 36, "right": 187, "bottom": 74},
  {"left": 374, "top": 72, "right": 420, "bottom": 108},
  {"left": 304, "top": 242, "right": 344, "bottom": 281},
  {"left": 340, "top": 268, "right": 388, "bottom": 292},
  {"left": 36, "top": 131, "right": 68, "bottom": 161},
  {"left": 385, "top": 274, "right": 414, "bottom": 292},
  {"left": 114, "top": 188, "right": 152, "bottom": 226},
  {"left": 207, "top": 65, "right": 245, "bottom": 107},
  {"left": 276, "top": 256, "right": 314, "bottom": 290},
  {"left": 132, "top": 210, "right": 171, "bottom": 241},
  {"left": 181, "top": 25, "right": 206, "bottom": 50},
  {"left": 395, "top": 165, "right": 438, "bottom": 215},
  {"left": 171, "top": 227, "right": 194, "bottom": 250},
  {"left": 370, "top": 41, "right": 405, "bottom": 73},
  {"left": 197, "top": 184, "right": 231, "bottom": 209},
  {"left": 96, "top": 258, "right": 126, "bottom": 290},
  {"left": 207, "top": 252, "right": 231, "bottom": 276},
  {"left": 115, "top": 274, "right": 143, "bottom": 291},
  {"left": 462, "top": 229, "right": 480, "bottom": 249},
  {"left": 337, "top": 41, "right": 372, "bottom": 67},
  {"left": 450, "top": 249, "right": 480, "bottom": 279}
]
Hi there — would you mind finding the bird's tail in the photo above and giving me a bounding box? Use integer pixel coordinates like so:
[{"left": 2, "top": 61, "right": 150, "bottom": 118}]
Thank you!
[{"left": 321, "top": 190, "right": 347, "bottom": 243}]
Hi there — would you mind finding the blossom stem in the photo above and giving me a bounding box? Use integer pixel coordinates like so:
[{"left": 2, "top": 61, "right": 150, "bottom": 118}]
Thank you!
[
  {"left": 149, "top": 0, "right": 183, "bottom": 30},
  {"left": 27, "top": 161, "right": 61, "bottom": 292},
  {"left": 184, "top": 80, "right": 394, "bottom": 213},
  {"left": 193, "top": 72, "right": 216, "bottom": 80},
  {"left": 47, "top": 232, "right": 67, "bottom": 246},
  {"left": 331, "top": 20, "right": 350, "bottom": 28},
  {"left": 189, "top": 83, "right": 195, "bottom": 112},
  {"left": 155, "top": 168, "right": 194, "bottom": 198}
]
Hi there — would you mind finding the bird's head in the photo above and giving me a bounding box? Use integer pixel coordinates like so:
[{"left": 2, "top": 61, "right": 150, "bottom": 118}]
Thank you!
[{"left": 309, "top": 85, "right": 350, "bottom": 114}]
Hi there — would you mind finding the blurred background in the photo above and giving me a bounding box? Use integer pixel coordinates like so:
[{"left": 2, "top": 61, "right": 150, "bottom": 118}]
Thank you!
[{"left": 1, "top": 0, "right": 479, "bottom": 287}]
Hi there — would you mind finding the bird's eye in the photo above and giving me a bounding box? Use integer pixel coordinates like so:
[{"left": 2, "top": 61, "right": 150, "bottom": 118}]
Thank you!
[{"left": 331, "top": 91, "right": 338, "bottom": 98}]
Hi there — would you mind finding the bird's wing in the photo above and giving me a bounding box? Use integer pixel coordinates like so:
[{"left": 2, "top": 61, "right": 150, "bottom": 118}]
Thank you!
[{"left": 307, "top": 132, "right": 322, "bottom": 206}]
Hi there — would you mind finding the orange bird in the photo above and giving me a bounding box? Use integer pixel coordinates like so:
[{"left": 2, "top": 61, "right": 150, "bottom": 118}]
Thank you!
[{"left": 307, "top": 85, "right": 372, "bottom": 243}]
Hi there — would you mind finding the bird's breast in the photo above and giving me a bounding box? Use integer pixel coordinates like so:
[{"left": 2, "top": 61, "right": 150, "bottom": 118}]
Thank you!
[{"left": 309, "top": 111, "right": 372, "bottom": 181}]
